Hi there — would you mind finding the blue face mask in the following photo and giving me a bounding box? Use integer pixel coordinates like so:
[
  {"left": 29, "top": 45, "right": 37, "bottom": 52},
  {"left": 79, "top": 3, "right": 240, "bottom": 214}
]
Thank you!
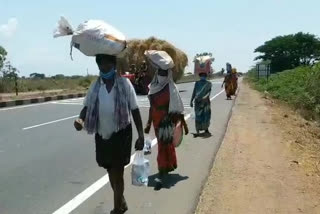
[
  {"left": 200, "top": 76, "right": 207, "bottom": 81},
  {"left": 100, "top": 67, "right": 116, "bottom": 80}
]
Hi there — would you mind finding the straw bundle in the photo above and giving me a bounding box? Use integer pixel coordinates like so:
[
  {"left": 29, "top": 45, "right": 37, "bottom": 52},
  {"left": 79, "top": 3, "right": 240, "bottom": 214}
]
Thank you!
[{"left": 117, "top": 37, "right": 188, "bottom": 81}]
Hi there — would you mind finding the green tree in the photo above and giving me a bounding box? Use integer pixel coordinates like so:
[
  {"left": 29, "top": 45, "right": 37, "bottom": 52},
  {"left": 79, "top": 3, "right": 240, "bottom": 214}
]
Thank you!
[
  {"left": 2, "top": 61, "right": 19, "bottom": 79},
  {"left": 0, "top": 45, "right": 7, "bottom": 71},
  {"left": 30, "top": 73, "right": 46, "bottom": 79},
  {"left": 0, "top": 61, "right": 19, "bottom": 94},
  {"left": 254, "top": 32, "right": 320, "bottom": 73}
]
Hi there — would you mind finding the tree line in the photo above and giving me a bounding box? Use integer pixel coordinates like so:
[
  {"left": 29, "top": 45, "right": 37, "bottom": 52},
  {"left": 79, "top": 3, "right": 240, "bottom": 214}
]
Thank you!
[{"left": 254, "top": 32, "right": 320, "bottom": 73}]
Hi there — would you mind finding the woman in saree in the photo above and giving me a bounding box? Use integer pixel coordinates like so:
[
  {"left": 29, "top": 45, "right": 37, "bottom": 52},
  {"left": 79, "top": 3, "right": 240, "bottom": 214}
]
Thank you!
[
  {"left": 230, "top": 68, "right": 238, "bottom": 96},
  {"left": 222, "top": 72, "right": 233, "bottom": 100},
  {"left": 190, "top": 72, "right": 212, "bottom": 136},
  {"left": 144, "top": 50, "right": 189, "bottom": 190}
]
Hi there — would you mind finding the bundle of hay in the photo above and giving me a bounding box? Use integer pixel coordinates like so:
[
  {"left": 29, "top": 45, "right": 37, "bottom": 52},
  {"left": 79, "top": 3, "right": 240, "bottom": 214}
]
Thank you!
[{"left": 117, "top": 37, "right": 188, "bottom": 81}]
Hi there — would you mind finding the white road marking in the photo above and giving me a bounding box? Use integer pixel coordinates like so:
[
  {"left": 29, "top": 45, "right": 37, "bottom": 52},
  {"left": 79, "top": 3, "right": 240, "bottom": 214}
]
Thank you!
[
  {"left": 51, "top": 89, "right": 225, "bottom": 214},
  {"left": 50, "top": 102, "right": 83, "bottom": 105},
  {"left": 22, "top": 90, "right": 225, "bottom": 131},
  {"left": 22, "top": 115, "right": 78, "bottom": 130},
  {"left": 0, "top": 81, "right": 223, "bottom": 111},
  {"left": 52, "top": 137, "right": 157, "bottom": 214},
  {"left": 0, "top": 98, "right": 84, "bottom": 111},
  {"left": 210, "top": 89, "right": 225, "bottom": 101},
  {"left": 52, "top": 174, "right": 109, "bottom": 214},
  {"left": 0, "top": 102, "right": 50, "bottom": 111}
]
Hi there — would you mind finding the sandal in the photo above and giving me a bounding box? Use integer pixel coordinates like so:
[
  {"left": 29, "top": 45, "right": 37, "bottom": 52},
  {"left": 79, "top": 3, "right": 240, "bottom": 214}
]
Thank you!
[
  {"left": 121, "top": 198, "right": 128, "bottom": 213},
  {"left": 154, "top": 178, "right": 163, "bottom": 191},
  {"left": 110, "top": 208, "right": 126, "bottom": 214},
  {"left": 110, "top": 198, "right": 128, "bottom": 214}
]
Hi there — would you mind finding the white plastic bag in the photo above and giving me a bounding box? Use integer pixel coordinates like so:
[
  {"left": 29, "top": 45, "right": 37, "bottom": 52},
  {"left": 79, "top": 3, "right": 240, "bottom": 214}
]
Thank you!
[
  {"left": 53, "top": 17, "right": 126, "bottom": 57},
  {"left": 131, "top": 151, "right": 150, "bottom": 186},
  {"left": 143, "top": 137, "right": 152, "bottom": 155},
  {"left": 53, "top": 16, "right": 73, "bottom": 38},
  {"left": 191, "top": 111, "right": 195, "bottom": 120}
]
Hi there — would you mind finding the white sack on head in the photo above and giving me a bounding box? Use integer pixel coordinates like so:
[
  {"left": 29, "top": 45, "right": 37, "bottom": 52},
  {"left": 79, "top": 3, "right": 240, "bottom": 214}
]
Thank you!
[
  {"left": 53, "top": 17, "right": 126, "bottom": 57},
  {"left": 144, "top": 50, "right": 174, "bottom": 70}
]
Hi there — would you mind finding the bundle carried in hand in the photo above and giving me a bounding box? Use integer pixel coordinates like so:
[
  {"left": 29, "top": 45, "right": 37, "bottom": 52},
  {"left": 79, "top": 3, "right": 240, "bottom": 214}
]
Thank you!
[
  {"left": 53, "top": 16, "right": 126, "bottom": 57},
  {"left": 131, "top": 151, "right": 150, "bottom": 186},
  {"left": 158, "top": 116, "right": 175, "bottom": 144}
]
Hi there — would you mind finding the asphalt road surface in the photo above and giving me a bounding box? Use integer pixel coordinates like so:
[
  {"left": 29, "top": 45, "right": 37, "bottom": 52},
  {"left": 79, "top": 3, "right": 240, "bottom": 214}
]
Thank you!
[{"left": 0, "top": 79, "right": 235, "bottom": 214}]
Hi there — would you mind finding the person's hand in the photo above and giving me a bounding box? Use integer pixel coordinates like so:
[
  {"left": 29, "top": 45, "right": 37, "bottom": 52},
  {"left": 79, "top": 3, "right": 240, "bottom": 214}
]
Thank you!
[
  {"left": 135, "top": 136, "right": 144, "bottom": 151},
  {"left": 144, "top": 123, "right": 151, "bottom": 134},
  {"left": 190, "top": 102, "right": 194, "bottom": 108},
  {"left": 184, "top": 123, "right": 189, "bottom": 135},
  {"left": 74, "top": 119, "right": 84, "bottom": 131}
]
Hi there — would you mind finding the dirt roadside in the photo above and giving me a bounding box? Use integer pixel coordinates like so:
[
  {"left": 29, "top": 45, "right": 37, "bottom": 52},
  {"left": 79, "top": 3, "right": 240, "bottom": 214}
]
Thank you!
[{"left": 195, "top": 81, "right": 320, "bottom": 214}]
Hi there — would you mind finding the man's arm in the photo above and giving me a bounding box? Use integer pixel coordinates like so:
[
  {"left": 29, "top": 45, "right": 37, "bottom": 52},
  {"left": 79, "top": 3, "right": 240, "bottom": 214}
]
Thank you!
[
  {"left": 132, "top": 108, "right": 144, "bottom": 150},
  {"left": 74, "top": 106, "right": 87, "bottom": 131},
  {"left": 190, "top": 83, "right": 196, "bottom": 107},
  {"left": 79, "top": 106, "right": 87, "bottom": 121},
  {"left": 145, "top": 98, "right": 152, "bottom": 134}
]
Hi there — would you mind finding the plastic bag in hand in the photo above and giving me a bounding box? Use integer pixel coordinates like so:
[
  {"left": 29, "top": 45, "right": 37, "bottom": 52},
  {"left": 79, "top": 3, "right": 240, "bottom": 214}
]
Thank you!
[
  {"left": 143, "top": 137, "right": 152, "bottom": 155},
  {"left": 131, "top": 152, "right": 150, "bottom": 186},
  {"left": 191, "top": 112, "right": 195, "bottom": 120}
]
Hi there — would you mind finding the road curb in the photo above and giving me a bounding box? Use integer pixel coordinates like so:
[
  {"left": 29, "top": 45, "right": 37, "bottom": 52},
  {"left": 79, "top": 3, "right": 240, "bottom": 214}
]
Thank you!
[{"left": 0, "top": 93, "right": 86, "bottom": 108}]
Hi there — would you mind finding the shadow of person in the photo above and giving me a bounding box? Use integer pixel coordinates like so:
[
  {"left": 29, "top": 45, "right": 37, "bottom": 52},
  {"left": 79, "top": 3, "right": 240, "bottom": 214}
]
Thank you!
[
  {"left": 200, "top": 132, "right": 212, "bottom": 139},
  {"left": 148, "top": 173, "right": 189, "bottom": 190},
  {"left": 192, "top": 132, "right": 212, "bottom": 139}
]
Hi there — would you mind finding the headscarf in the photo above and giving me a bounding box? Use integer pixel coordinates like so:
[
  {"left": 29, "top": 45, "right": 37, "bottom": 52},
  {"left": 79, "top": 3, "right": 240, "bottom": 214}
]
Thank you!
[
  {"left": 232, "top": 68, "right": 237, "bottom": 74},
  {"left": 146, "top": 50, "right": 184, "bottom": 114},
  {"left": 148, "top": 69, "right": 184, "bottom": 114},
  {"left": 84, "top": 73, "right": 130, "bottom": 135}
]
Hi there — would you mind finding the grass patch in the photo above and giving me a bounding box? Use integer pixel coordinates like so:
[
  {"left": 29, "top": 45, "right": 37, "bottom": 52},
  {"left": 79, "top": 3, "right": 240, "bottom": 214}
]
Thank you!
[
  {"left": 0, "top": 76, "right": 97, "bottom": 93},
  {"left": 246, "top": 64, "right": 320, "bottom": 121}
]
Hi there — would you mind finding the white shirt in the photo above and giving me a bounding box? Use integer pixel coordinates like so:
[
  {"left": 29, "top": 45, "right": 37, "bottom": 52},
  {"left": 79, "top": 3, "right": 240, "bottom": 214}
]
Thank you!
[{"left": 84, "top": 78, "right": 138, "bottom": 140}]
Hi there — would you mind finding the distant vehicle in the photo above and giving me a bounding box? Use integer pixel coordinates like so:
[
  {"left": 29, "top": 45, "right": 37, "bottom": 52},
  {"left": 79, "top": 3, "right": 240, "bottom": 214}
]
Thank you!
[
  {"left": 122, "top": 72, "right": 135, "bottom": 82},
  {"left": 121, "top": 62, "right": 152, "bottom": 95}
]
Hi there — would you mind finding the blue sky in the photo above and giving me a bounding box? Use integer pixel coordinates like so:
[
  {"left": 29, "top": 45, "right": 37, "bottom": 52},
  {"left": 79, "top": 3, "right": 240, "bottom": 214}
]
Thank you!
[{"left": 1, "top": 0, "right": 320, "bottom": 77}]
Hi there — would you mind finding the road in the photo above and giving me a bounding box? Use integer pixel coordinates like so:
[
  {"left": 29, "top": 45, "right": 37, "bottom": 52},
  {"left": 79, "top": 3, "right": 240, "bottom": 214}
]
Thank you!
[{"left": 0, "top": 80, "right": 234, "bottom": 214}]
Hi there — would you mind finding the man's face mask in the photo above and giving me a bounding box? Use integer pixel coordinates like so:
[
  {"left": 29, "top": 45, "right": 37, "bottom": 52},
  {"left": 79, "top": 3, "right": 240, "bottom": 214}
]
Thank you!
[{"left": 100, "top": 67, "right": 116, "bottom": 80}]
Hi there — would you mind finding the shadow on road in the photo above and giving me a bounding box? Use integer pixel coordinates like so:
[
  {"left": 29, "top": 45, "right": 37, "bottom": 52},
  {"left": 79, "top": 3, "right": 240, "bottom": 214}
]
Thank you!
[
  {"left": 192, "top": 132, "right": 212, "bottom": 139},
  {"left": 148, "top": 173, "right": 189, "bottom": 190}
]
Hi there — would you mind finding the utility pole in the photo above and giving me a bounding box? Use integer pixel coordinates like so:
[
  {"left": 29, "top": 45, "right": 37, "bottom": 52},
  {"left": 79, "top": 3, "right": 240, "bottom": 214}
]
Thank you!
[{"left": 14, "top": 73, "right": 18, "bottom": 96}]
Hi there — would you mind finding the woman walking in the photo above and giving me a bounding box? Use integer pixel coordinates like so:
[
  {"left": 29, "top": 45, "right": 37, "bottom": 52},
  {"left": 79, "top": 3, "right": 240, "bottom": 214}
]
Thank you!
[
  {"left": 144, "top": 50, "right": 188, "bottom": 190},
  {"left": 222, "top": 72, "right": 233, "bottom": 100},
  {"left": 230, "top": 68, "right": 238, "bottom": 96},
  {"left": 190, "top": 72, "right": 212, "bottom": 136}
]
